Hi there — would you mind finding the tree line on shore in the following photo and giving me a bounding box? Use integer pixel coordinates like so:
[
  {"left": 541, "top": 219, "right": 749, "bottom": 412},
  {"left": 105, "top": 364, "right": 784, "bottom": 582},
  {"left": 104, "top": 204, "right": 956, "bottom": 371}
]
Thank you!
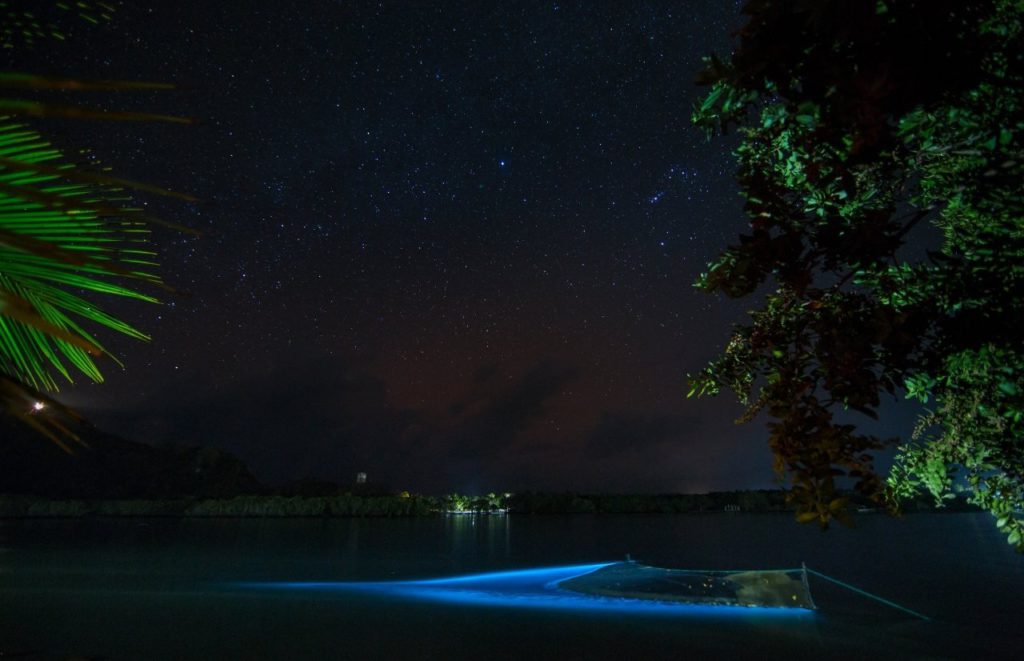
[{"left": 0, "top": 488, "right": 978, "bottom": 518}]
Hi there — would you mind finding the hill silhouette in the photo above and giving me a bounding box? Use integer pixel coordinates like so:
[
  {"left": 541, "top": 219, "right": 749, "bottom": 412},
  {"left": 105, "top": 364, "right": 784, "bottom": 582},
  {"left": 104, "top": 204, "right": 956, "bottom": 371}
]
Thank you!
[{"left": 1, "top": 416, "right": 261, "bottom": 499}]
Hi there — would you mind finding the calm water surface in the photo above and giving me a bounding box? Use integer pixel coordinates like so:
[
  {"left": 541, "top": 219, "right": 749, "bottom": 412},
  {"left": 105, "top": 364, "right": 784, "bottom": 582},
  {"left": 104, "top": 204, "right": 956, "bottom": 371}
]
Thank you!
[{"left": 1, "top": 513, "right": 1021, "bottom": 659}]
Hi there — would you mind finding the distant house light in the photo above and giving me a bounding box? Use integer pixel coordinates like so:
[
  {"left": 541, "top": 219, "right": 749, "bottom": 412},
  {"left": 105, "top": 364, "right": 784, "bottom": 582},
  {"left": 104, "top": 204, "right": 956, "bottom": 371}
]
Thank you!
[{"left": 356, "top": 472, "right": 367, "bottom": 484}]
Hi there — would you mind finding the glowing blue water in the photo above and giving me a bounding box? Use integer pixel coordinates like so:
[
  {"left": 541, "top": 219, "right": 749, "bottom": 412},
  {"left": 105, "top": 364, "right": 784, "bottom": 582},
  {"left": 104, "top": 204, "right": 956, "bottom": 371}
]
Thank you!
[
  {"left": 243, "top": 563, "right": 814, "bottom": 618},
  {"left": 4, "top": 514, "right": 1020, "bottom": 659}
]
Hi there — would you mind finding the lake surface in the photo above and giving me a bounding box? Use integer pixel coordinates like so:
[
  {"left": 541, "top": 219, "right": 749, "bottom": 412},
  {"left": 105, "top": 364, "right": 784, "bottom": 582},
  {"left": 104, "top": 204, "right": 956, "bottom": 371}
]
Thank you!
[{"left": 1, "top": 512, "right": 1021, "bottom": 659}]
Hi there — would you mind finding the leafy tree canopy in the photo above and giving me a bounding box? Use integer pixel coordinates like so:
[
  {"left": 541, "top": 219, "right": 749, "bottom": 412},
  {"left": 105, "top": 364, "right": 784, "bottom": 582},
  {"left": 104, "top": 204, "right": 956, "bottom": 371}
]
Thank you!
[{"left": 690, "top": 0, "right": 1024, "bottom": 548}]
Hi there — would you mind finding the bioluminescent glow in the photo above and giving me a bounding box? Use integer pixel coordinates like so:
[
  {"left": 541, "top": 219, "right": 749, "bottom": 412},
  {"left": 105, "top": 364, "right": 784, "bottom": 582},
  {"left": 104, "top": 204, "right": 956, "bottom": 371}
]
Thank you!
[
  {"left": 407, "top": 562, "right": 612, "bottom": 585},
  {"left": 240, "top": 563, "right": 815, "bottom": 618}
]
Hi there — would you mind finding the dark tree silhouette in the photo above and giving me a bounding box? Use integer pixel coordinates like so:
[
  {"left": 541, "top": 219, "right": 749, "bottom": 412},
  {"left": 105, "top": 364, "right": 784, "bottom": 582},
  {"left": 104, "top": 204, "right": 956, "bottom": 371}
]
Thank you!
[{"left": 690, "top": 0, "right": 1024, "bottom": 548}]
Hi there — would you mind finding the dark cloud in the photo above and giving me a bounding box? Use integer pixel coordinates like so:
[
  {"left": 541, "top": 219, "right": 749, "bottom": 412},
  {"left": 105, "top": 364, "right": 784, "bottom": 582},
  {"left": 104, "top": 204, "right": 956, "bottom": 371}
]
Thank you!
[
  {"left": 582, "top": 410, "right": 698, "bottom": 458},
  {"left": 80, "top": 348, "right": 799, "bottom": 494},
  {"left": 446, "top": 359, "right": 579, "bottom": 454},
  {"left": 89, "top": 356, "right": 582, "bottom": 492},
  {"left": 78, "top": 346, "right": 804, "bottom": 494},
  {"left": 87, "top": 357, "right": 424, "bottom": 487},
  {"left": 472, "top": 364, "right": 500, "bottom": 385},
  {"left": 434, "top": 359, "right": 580, "bottom": 492}
]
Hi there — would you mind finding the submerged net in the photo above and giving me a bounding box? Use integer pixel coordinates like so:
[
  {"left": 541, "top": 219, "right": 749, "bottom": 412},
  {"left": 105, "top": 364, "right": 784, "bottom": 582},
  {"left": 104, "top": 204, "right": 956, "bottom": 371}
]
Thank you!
[{"left": 556, "top": 562, "right": 815, "bottom": 609}]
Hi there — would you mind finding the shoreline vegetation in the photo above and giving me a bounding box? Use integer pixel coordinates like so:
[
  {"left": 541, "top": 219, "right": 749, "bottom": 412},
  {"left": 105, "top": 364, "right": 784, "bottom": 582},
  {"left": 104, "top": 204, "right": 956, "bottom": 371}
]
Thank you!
[
  {"left": 0, "top": 420, "right": 982, "bottom": 520},
  {"left": 0, "top": 490, "right": 979, "bottom": 519}
]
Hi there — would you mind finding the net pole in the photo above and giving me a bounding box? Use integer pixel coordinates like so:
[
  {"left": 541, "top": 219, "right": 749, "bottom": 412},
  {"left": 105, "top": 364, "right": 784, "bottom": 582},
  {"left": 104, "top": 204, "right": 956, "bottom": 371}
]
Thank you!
[{"left": 801, "top": 562, "right": 818, "bottom": 610}]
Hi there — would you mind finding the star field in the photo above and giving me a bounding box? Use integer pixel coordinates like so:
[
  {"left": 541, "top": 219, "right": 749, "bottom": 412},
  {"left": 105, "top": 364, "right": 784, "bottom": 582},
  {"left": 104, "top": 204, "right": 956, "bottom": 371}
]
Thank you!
[{"left": 11, "top": 1, "right": 796, "bottom": 493}]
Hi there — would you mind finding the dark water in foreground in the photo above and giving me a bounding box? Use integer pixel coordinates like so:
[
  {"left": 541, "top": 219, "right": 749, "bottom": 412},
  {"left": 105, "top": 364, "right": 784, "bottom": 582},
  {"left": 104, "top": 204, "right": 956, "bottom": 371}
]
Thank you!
[{"left": 1, "top": 513, "right": 1021, "bottom": 660}]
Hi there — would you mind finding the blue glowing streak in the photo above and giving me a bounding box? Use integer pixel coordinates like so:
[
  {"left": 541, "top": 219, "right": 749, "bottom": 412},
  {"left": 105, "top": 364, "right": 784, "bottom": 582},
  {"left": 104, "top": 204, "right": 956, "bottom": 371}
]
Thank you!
[
  {"left": 240, "top": 563, "right": 814, "bottom": 619},
  {"left": 408, "top": 562, "right": 610, "bottom": 585}
]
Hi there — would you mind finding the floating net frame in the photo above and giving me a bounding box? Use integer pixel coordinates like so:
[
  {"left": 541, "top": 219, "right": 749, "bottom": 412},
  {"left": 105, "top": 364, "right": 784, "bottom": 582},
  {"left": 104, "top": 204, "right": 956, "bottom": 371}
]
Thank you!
[{"left": 556, "top": 561, "right": 929, "bottom": 621}]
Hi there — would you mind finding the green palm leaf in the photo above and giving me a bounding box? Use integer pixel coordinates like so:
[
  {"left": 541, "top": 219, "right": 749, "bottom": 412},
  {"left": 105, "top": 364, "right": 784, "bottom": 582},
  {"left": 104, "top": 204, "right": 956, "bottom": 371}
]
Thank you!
[
  {"left": 0, "top": 117, "right": 162, "bottom": 396},
  {"left": 0, "top": 2, "right": 187, "bottom": 449}
]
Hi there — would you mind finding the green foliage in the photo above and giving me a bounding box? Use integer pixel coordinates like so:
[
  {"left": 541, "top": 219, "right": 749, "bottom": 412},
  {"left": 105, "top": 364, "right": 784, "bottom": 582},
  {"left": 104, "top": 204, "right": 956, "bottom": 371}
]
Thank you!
[
  {"left": 443, "top": 492, "right": 508, "bottom": 513},
  {"left": 0, "top": 5, "right": 189, "bottom": 446},
  {"left": 0, "top": 490, "right": 969, "bottom": 519},
  {"left": 1, "top": 1, "right": 115, "bottom": 48},
  {"left": 889, "top": 346, "right": 1024, "bottom": 547},
  {"left": 506, "top": 490, "right": 794, "bottom": 514},
  {"left": 0, "top": 120, "right": 159, "bottom": 390},
  {"left": 690, "top": 0, "right": 1024, "bottom": 548},
  {"left": 0, "top": 495, "right": 443, "bottom": 518}
]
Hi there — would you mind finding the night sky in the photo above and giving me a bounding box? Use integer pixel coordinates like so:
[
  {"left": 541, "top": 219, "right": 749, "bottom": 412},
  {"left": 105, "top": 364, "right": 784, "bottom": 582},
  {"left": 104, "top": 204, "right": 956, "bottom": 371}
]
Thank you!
[{"left": 12, "top": 1, "right": 914, "bottom": 494}]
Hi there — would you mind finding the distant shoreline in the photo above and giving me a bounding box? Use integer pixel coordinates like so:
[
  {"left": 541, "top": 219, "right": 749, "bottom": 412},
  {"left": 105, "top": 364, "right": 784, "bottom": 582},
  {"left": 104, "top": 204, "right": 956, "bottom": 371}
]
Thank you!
[{"left": 0, "top": 490, "right": 978, "bottom": 518}]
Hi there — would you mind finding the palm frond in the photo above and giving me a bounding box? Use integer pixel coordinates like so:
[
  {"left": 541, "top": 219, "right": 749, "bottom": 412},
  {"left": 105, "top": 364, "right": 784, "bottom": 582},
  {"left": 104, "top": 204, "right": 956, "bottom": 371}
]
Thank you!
[
  {"left": 0, "top": 73, "right": 175, "bottom": 92},
  {"left": 0, "top": 99, "right": 192, "bottom": 124},
  {"left": 1, "top": 1, "right": 116, "bottom": 49},
  {"left": 0, "top": 2, "right": 189, "bottom": 449},
  {"left": 0, "top": 155, "right": 198, "bottom": 202},
  {"left": 0, "top": 118, "right": 163, "bottom": 392}
]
